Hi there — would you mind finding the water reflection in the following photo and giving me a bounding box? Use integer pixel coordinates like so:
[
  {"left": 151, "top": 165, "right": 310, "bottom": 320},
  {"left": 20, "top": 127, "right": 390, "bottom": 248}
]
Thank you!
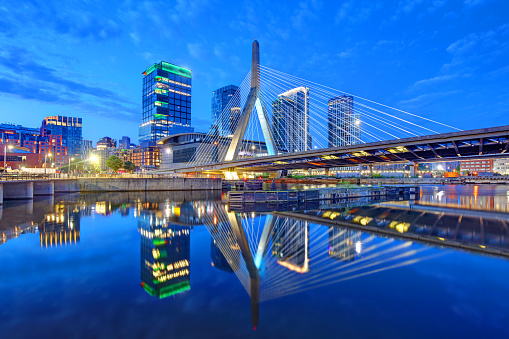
[
  {"left": 200, "top": 204, "right": 435, "bottom": 328},
  {"left": 39, "top": 202, "right": 81, "bottom": 248},
  {"left": 138, "top": 210, "right": 191, "bottom": 298},
  {"left": 418, "top": 185, "right": 509, "bottom": 213},
  {"left": 1, "top": 185, "right": 509, "bottom": 331},
  {"left": 0, "top": 191, "right": 220, "bottom": 247}
]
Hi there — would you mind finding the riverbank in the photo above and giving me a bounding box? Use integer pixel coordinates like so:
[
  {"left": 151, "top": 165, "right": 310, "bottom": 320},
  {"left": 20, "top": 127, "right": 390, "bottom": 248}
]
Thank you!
[{"left": 0, "top": 178, "right": 222, "bottom": 202}]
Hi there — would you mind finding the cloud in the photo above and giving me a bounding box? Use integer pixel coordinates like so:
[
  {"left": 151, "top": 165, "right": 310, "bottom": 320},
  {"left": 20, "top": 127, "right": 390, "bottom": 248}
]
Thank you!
[
  {"left": 0, "top": 46, "right": 122, "bottom": 100},
  {"left": 399, "top": 90, "right": 460, "bottom": 107},
  {"left": 0, "top": 45, "right": 137, "bottom": 120},
  {"left": 463, "top": 0, "right": 489, "bottom": 7},
  {"left": 427, "top": 0, "right": 447, "bottom": 12},
  {"left": 1, "top": 1, "right": 122, "bottom": 42},
  {"left": 337, "top": 49, "right": 354, "bottom": 59},
  {"left": 335, "top": 1, "right": 376, "bottom": 25},
  {"left": 0, "top": 77, "right": 63, "bottom": 103},
  {"left": 187, "top": 43, "right": 210, "bottom": 61},
  {"left": 447, "top": 24, "right": 509, "bottom": 57},
  {"left": 401, "top": 0, "right": 426, "bottom": 13},
  {"left": 409, "top": 74, "right": 460, "bottom": 90},
  {"left": 291, "top": 1, "right": 320, "bottom": 30}
]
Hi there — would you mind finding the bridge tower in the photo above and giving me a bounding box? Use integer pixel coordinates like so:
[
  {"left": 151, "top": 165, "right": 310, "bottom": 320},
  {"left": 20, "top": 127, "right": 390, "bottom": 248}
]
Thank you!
[{"left": 224, "top": 40, "right": 277, "bottom": 161}]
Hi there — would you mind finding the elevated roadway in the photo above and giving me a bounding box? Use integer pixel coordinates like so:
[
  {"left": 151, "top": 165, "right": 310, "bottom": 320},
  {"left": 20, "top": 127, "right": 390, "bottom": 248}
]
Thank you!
[{"left": 157, "top": 125, "right": 509, "bottom": 173}]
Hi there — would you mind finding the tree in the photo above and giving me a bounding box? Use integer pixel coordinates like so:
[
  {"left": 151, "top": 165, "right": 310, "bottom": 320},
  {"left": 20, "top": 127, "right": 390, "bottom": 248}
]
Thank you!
[
  {"left": 455, "top": 165, "right": 460, "bottom": 173},
  {"left": 105, "top": 155, "right": 123, "bottom": 173},
  {"left": 124, "top": 160, "right": 135, "bottom": 173}
]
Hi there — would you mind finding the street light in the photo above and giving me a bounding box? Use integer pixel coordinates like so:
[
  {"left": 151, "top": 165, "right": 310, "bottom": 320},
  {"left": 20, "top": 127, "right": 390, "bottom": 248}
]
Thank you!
[
  {"left": 87, "top": 155, "right": 98, "bottom": 175},
  {"left": 68, "top": 157, "right": 75, "bottom": 176},
  {"left": 45, "top": 153, "right": 52, "bottom": 175}
]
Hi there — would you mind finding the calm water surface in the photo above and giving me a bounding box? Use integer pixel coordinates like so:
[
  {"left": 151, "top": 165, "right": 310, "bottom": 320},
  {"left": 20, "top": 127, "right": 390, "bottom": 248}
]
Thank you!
[{"left": 1, "top": 185, "right": 509, "bottom": 339}]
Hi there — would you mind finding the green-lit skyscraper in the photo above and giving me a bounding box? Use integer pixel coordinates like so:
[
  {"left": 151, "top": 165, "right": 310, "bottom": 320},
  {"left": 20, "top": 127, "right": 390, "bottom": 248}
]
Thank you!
[{"left": 140, "top": 61, "right": 194, "bottom": 143}]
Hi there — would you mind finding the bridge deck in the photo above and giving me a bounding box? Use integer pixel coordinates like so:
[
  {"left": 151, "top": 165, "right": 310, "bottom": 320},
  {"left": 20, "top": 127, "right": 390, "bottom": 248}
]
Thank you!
[{"left": 160, "top": 125, "right": 509, "bottom": 172}]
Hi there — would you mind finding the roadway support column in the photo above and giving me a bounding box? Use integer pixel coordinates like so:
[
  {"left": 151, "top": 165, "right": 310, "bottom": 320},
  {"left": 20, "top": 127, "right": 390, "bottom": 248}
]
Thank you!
[
  {"left": 308, "top": 168, "right": 312, "bottom": 177},
  {"left": 324, "top": 168, "right": 330, "bottom": 177},
  {"left": 33, "top": 181, "right": 54, "bottom": 196},
  {"left": 409, "top": 161, "right": 418, "bottom": 177},
  {"left": 369, "top": 165, "right": 373, "bottom": 177},
  {"left": 2, "top": 181, "right": 33, "bottom": 200},
  {"left": 358, "top": 164, "right": 362, "bottom": 177}
]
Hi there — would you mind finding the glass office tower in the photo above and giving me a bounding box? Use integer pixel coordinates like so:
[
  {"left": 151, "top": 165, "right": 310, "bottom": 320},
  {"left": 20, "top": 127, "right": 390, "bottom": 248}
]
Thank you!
[
  {"left": 327, "top": 95, "right": 360, "bottom": 147},
  {"left": 140, "top": 61, "right": 194, "bottom": 143},
  {"left": 271, "top": 87, "right": 311, "bottom": 153},
  {"left": 41, "top": 116, "right": 83, "bottom": 158},
  {"left": 211, "top": 84, "right": 240, "bottom": 136}
]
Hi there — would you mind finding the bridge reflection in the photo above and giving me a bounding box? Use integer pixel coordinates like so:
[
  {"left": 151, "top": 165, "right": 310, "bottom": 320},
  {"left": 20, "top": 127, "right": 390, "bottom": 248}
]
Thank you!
[{"left": 200, "top": 203, "right": 437, "bottom": 328}]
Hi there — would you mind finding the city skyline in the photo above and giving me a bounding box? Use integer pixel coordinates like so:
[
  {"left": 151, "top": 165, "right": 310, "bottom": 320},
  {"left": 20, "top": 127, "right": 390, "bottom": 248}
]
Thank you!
[{"left": 0, "top": 1, "right": 508, "bottom": 143}]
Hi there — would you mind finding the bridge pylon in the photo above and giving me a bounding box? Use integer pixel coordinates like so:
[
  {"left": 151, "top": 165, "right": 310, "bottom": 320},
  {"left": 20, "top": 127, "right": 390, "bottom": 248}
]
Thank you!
[{"left": 224, "top": 40, "right": 277, "bottom": 161}]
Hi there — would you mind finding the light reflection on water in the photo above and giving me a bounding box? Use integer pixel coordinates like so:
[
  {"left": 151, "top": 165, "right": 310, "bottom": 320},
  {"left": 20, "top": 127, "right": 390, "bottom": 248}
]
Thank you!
[{"left": 0, "top": 185, "right": 508, "bottom": 338}]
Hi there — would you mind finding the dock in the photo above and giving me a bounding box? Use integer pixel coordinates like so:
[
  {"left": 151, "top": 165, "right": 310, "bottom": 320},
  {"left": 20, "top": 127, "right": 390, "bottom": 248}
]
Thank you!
[{"left": 228, "top": 185, "right": 419, "bottom": 210}]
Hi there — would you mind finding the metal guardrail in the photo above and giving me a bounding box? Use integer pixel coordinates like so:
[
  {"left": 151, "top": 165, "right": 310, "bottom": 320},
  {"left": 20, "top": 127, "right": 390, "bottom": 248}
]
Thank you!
[
  {"left": 0, "top": 173, "right": 55, "bottom": 181},
  {"left": 0, "top": 173, "right": 216, "bottom": 181}
]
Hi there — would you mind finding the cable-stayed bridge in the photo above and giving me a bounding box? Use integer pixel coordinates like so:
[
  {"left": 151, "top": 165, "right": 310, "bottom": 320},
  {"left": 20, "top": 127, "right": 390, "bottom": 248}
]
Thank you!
[{"left": 155, "top": 40, "right": 509, "bottom": 175}]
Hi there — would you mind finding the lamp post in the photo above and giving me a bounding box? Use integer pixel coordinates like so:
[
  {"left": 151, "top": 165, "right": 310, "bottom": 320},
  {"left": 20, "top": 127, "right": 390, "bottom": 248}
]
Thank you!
[
  {"left": 3, "top": 144, "right": 13, "bottom": 178},
  {"left": 68, "top": 157, "right": 74, "bottom": 177},
  {"left": 88, "top": 155, "right": 98, "bottom": 176},
  {"left": 45, "top": 153, "right": 52, "bottom": 176}
]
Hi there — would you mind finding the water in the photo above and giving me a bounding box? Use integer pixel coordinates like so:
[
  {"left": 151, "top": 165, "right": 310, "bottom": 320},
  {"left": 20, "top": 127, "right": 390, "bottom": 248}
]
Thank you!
[{"left": 1, "top": 186, "right": 509, "bottom": 338}]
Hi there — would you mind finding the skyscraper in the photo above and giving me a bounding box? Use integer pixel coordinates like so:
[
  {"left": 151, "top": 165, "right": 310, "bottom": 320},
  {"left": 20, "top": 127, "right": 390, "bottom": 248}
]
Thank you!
[
  {"left": 119, "top": 136, "right": 130, "bottom": 149},
  {"left": 81, "top": 140, "right": 93, "bottom": 159},
  {"left": 327, "top": 95, "right": 360, "bottom": 147},
  {"left": 140, "top": 61, "right": 194, "bottom": 143},
  {"left": 41, "top": 116, "right": 83, "bottom": 158},
  {"left": 271, "top": 87, "right": 311, "bottom": 153},
  {"left": 211, "top": 85, "right": 240, "bottom": 136}
]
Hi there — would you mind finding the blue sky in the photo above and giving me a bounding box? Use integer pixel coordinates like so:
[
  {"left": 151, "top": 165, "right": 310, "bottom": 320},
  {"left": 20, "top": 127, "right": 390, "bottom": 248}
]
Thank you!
[{"left": 0, "top": 0, "right": 508, "bottom": 144}]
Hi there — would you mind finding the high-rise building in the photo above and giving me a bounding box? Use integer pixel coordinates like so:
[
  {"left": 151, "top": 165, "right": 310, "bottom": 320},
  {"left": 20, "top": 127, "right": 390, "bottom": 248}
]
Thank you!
[
  {"left": 132, "top": 142, "right": 160, "bottom": 170},
  {"left": 94, "top": 137, "right": 117, "bottom": 170},
  {"left": 81, "top": 140, "right": 93, "bottom": 159},
  {"left": 211, "top": 85, "right": 240, "bottom": 136},
  {"left": 327, "top": 95, "right": 360, "bottom": 147},
  {"left": 272, "top": 87, "right": 311, "bottom": 153},
  {"left": 96, "top": 136, "right": 116, "bottom": 150},
  {"left": 0, "top": 123, "right": 69, "bottom": 167},
  {"left": 140, "top": 61, "right": 194, "bottom": 143},
  {"left": 119, "top": 136, "right": 131, "bottom": 149},
  {"left": 41, "top": 116, "right": 83, "bottom": 158}
]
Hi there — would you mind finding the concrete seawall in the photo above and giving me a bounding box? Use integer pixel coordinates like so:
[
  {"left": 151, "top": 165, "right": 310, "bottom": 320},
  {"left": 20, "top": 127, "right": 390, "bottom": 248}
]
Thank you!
[
  {"left": 76, "top": 177, "right": 222, "bottom": 192},
  {"left": 0, "top": 178, "right": 222, "bottom": 203}
]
